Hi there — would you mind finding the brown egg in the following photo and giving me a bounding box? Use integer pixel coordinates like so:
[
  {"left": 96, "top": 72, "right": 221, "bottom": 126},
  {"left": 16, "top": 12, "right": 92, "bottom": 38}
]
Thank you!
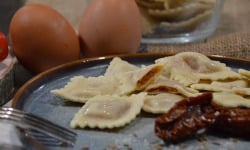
[
  {"left": 9, "top": 4, "right": 80, "bottom": 74},
  {"left": 78, "top": 0, "right": 142, "bottom": 57}
]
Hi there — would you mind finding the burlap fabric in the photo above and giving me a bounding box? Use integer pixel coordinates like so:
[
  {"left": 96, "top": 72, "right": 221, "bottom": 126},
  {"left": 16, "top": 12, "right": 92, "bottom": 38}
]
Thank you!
[{"left": 145, "top": 31, "right": 250, "bottom": 59}]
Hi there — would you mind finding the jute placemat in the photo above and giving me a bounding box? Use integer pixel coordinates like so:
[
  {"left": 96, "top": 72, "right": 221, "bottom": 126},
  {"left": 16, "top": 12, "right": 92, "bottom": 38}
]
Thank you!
[{"left": 145, "top": 31, "right": 250, "bottom": 59}]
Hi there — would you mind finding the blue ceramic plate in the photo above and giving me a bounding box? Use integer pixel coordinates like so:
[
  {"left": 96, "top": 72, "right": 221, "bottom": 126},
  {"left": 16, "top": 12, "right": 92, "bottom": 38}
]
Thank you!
[{"left": 12, "top": 53, "right": 250, "bottom": 150}]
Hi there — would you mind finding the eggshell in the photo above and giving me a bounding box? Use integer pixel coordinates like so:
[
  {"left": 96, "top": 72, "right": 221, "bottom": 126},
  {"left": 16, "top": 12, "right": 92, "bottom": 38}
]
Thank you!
[
  {"left": 9, "top": 4, "right": 81, "bottom": 73},
  {"left": 78, "top": 0, "right": 142, "bottom": 57}
]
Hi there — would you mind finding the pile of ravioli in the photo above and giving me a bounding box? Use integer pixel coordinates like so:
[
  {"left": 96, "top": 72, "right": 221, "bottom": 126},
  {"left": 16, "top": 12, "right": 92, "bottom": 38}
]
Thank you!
[
  {"left": 135, "top": 0, "right": 216, "bottom": 34},
  {"left": 51, "top": 52, "right": 250, "bottom": 129}
]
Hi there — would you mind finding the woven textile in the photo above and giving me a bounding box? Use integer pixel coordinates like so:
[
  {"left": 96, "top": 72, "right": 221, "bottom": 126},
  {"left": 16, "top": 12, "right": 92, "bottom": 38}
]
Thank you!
[{"left": 145, "top": 31, "right": 250, "bottom": 59}]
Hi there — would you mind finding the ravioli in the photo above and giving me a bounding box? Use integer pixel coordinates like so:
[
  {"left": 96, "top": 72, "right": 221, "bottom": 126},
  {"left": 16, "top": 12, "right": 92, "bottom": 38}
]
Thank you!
[
  {"left": 117, "top": 64, "right": 163, "bottom": 94},
  {"left": 156, "top": 52, "right": 241, "bottom": 86},
  {"left": 148, "top": 2, "right": 213, "bottom": 22},
  {"left": 238, "top": 69, "right": 250, "bottom": 79},
  {"left": 145, "top": 76, "right": 200, "bottom": 97},
  {"left": 135, "top": 0, "right": 165, "bottom": 9},
  {"left": 156, "top": 52, "right": 201, "bottom": 86},
  {"left": 51, "top": 76, "right": 120, "bottom": 103},
  {"left": 191, "top": 79, "right": 249, "bottom": 92},
  {"left": 143, "top": 93, "right": 184, "bottom": 114},
  {"left": 211, "top": 79, "right": 249, "bottom": 88},
  {"left": 191, "top": 83, "right": 230, "bottom": 92},
  {"left": 70, "top": 93, "right": 146, "bottom": 129},
  {"left": 51, "top": 63, "right": 162, "bottom": 102},
  {"left": 165, "top": 0, "right": 215, "bottom": 8},
  {"left": 104, "top": 57, "right": 139, "bottom": 77},
  {"left": 213, "top": 92, "right": 250, "bottom": 108},
  {"left": 159, "top": 10, "right": 213, "bottom": 33},
  {"left": 232, "top": 87, "right": 250, "bottom": 96}
]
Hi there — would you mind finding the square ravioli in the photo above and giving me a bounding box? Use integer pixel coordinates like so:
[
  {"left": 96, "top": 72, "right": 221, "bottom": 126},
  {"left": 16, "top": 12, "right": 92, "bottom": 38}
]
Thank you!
[{"left": 70, "top": 93, "right": 146, "bottom": 129}]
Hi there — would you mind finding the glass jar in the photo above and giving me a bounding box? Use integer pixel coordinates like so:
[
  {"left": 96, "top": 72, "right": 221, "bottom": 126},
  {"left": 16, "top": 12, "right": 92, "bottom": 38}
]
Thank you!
[{"left": 136, "top": 0, "right": 225, "bottom": 44}]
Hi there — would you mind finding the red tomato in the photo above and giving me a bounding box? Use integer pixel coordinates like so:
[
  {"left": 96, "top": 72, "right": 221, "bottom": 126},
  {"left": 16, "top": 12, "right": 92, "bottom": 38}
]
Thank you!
[{"left": 0, "top": 32, "right": 8, "bottom": 61}]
